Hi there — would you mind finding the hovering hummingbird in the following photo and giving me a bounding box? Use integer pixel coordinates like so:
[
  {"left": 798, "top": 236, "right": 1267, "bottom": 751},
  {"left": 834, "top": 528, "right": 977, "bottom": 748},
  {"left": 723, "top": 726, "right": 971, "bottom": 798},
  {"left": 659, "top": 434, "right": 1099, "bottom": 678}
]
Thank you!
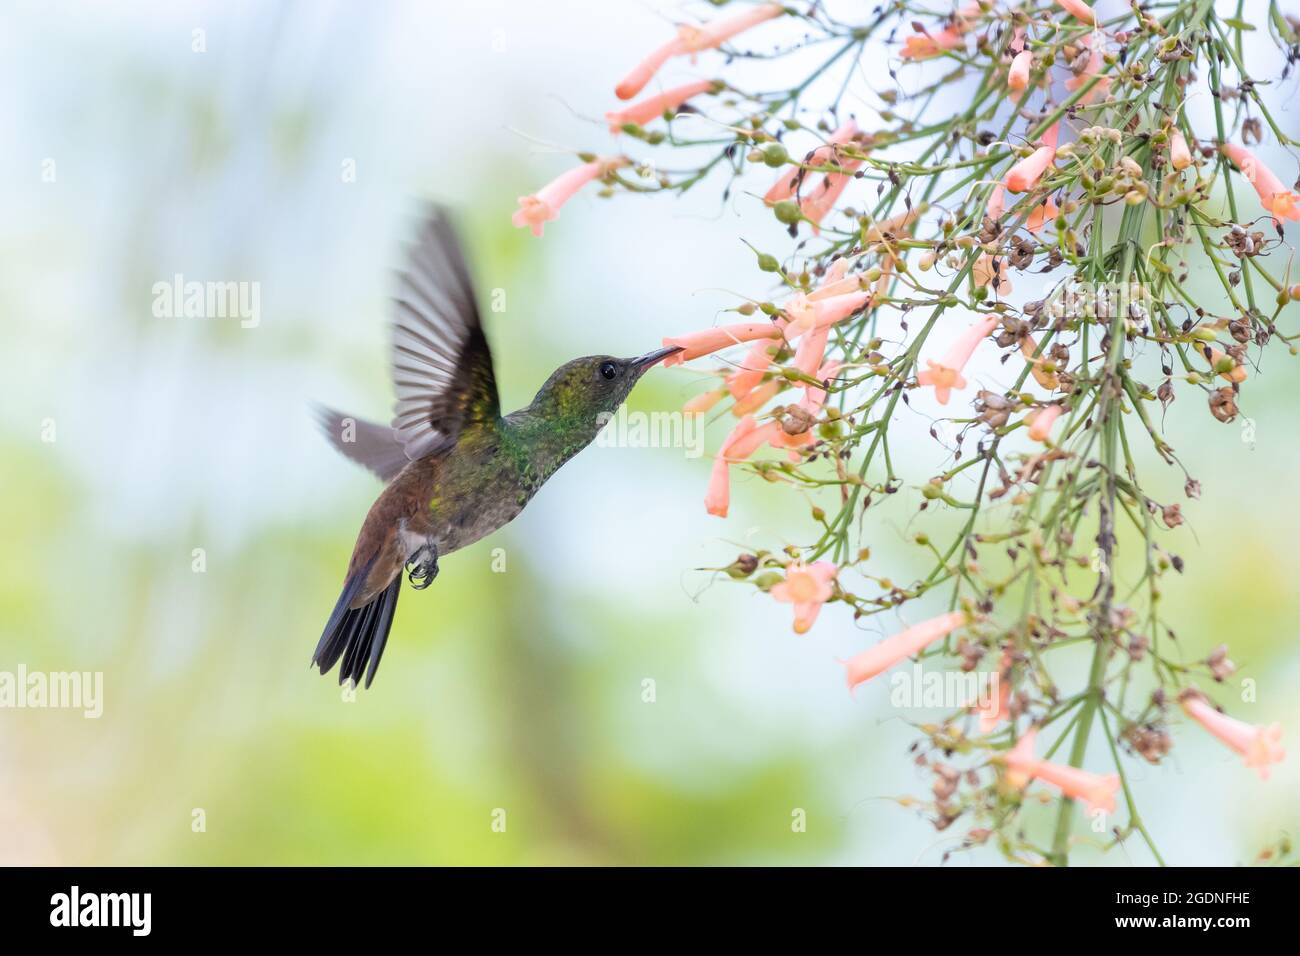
[{"left": 313, "top": 206, "right": 680, "bottom": 689}]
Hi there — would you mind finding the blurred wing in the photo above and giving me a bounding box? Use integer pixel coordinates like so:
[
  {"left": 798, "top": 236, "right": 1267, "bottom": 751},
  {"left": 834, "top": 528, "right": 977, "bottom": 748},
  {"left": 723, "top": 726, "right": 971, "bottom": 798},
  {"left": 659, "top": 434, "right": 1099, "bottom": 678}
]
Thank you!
[
  {"left": 314, "top": 406, "right": 410, "bottom": 483},
  {"left": 389, "top": 206, "right": 500, "bottom": 460}
]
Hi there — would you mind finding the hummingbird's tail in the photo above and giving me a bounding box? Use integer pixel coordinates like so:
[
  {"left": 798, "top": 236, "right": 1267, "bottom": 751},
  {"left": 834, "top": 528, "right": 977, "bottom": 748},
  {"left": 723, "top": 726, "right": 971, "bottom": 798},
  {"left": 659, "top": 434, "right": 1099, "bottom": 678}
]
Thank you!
[{"left": 312, "top": 557, "right": 401, "bottom": 690}]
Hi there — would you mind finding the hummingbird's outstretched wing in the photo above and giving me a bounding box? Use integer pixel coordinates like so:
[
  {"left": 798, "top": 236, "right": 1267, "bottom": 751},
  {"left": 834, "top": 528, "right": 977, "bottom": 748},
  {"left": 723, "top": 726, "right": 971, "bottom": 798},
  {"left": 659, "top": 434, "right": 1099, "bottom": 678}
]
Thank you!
[
  {"left": 389, "top": 206, "right": 500, "bottom": 461},
  {"left": 312, "top": 404, "right": 410, "bottom": 483}
]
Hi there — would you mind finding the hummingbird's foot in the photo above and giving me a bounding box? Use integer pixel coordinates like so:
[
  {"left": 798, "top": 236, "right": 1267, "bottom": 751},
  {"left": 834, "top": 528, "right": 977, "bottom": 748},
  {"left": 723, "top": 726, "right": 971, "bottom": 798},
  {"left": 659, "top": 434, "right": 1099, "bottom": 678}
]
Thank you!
[{"left": 406, "top": 543, "right": 439, "bottom": 590}]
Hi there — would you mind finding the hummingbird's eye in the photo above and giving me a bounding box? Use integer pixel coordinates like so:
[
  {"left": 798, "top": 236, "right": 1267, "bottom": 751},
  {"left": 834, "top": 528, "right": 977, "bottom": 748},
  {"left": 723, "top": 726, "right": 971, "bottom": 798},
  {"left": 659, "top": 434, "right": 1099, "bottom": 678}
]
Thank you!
[{"left": 599, "top": 361, "right": 619, "bottom": 381}]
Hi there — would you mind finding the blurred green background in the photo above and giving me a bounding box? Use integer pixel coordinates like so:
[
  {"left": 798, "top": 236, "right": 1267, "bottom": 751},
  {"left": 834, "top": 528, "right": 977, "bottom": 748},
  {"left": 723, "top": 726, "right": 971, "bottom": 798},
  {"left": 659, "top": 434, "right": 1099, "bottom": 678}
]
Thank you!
[{"left": 0, "top": 0, "right": 1295, "bottom": 866}]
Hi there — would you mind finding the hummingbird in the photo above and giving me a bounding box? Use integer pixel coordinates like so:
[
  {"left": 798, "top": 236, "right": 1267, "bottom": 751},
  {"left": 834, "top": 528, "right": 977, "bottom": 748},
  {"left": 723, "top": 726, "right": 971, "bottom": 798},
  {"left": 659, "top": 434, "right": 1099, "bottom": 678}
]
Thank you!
[{"left": 312, "top": 206, "right": 680, "bottom": 689}]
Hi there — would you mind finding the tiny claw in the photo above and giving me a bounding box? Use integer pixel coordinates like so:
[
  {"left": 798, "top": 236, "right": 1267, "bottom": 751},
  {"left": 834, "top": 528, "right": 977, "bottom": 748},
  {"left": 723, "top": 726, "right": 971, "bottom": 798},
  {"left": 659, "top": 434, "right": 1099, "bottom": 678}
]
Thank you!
[{"left": 406, "top": 544, "right": 439, "bottom": 590}]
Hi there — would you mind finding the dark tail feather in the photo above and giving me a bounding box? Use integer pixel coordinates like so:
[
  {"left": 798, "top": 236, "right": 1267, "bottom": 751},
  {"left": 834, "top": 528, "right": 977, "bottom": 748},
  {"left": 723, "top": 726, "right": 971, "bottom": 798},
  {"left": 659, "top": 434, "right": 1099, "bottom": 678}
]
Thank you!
[{"left": 313, "top": 560, "right": 401, "bottom": 689}]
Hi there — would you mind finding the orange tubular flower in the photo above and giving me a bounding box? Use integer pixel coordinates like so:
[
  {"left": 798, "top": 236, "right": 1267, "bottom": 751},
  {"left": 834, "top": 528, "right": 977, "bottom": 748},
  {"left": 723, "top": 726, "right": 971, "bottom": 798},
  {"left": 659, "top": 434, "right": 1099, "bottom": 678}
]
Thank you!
[
  {"left": 703, "top": 455, "right": 733, "bottom": 516},
  {"left": 1025, "top": 403, "right": 1063, "bottom": 443},
  {"left": 771, "top": 561, "right": 838, "bottom": 634},
  {"left": 973, "top": 252, "right": 1013, "bottom": 296},
  {"left": 1055, "top": 0, "right": 1096, "bottom": 25},
  {"left": 917, "top": 315, "right": 999, "bottom": 404},
  {"left": 977, "top": 650, "right": 1014, "bottom": 733},
  {"left": 985, "top": 183, "right": 1006, "bottom": 221},
  {"left": 783, "top": 287, "right": 873, "bottom": 337},
  {"left": 865, "top": 207, "right": 922, "bottom": 243},
  {"left": 1169, "top": 129, "right": 1192, "bottom": 171},
  {"left": 1007, "top": 49, "right": 1033, "bottom": 93},
  {"left": 808, "top": 256, "right": 856, "bottom": 300},
  {"left": 792, "top": 327, "right": 830, "bottom": 380},
  {"left": 1221, "top": 143, "right": 1300, "bottom": 221},
  {"left": 1064, "top": 34, "right": 1110, "bottom": 104},
  {"left": 605, "top": 79, "right": 717, "bottom": 133},
  {"left": 901, "top": 31, "right": 964, "bottom": 60},
  {"left": 732, "top": 379, "right": 781, "bottom": 416},
  {"left": 1180, "top": 691, "right": 1285, "bottom": 780},
  {"left": 512, "top": 157, "right": 628, "bottom": 237},
  {"left": 1021, "top": 335, "right": 1059, "bottom": 390},
  {"left": 783, "top": 129, "right": 872, "bottom": 230},
  {"left": 765, "top": 121, "right": 860, "bottom": 205},
  {"left": 801, "top": 158, "right": 866, "bottom": 230},
  {"left": 1026, "top": 197, "right": 1058, "bottom": 233},
  {"left": 840, "top": 611, "right": 969, "bottom": 692},
  {"left": 900, "top": 1, "right": 983, "bottom": 60},
  {"left": 704, "top": 414, "right": 772, "bottom": 517},
  {"left": 1004, "top": 729, "right": 1120, "bottom": 813},
  {"left": 662, "top": 322, "right": 784, "bottom": 364},
  {"left": 615, "top": 2, "right": 784, "bottom": 100},
  {"left": 726, "top": 339, "right": 778, "bottom": 400},
  {"left": 1004, "top": 125, "right": 1058, "bottom": 193},
  {"left": 1204, "top": 346, "right": 1247, "bottom": 384},
  {"left": 683, "top": 389, "right": 725, "bottom": 414}
]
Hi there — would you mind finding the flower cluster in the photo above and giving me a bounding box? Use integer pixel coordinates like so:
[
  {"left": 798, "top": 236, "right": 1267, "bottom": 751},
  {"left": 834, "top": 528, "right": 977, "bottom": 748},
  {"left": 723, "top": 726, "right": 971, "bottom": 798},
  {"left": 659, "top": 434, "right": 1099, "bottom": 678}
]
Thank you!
[{"left": 515, "top": 1, "right": 1298, "bottom": 864}]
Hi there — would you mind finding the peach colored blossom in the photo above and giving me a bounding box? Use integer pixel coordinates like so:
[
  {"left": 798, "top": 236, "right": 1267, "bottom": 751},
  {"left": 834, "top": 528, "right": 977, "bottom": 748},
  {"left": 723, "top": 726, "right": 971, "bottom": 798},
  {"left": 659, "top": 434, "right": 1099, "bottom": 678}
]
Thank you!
[
  {"left": 1025, "top": 404, "right": 1063, "bottom": 443},
  {"left": 840, "top": 611, "right": 968, "bottom": 692},
  {"left": 676, "top": 2, "right": 784, "bottom": 53},
  {"left": 1055, "top": 0, "right": 1096, "bottom": 25},
  {"left": 615, "top": 39, "right": 685, "bottom": 102},
  {"left": 615, "top": 3, "right": 784, "bottom": 100},
  {"left": 900, "top": 32, "right": 964, "bottom": 60},
  {"left": 1007, "top": 49, "right": 1033, "bottom": 92},
  {"left": 1169, "top": 129, "right": 1192, "bottom": 171},
  {"left": 732, "top": 379, "right": 781, "bottom": 416},
  {"left": 1205, "top": 346, "right": 1247, "bottom": 384},
  {"left": 798, "top": 137, "right": 873, "bottom": 230},
  {"left": 1065, "top": 34, "right": 1110, "bottom": 104},
  {"left": 1221, "top": 143, "right": 1300, "bottom": 221},
  {"left": 662, "top": 322, "right": 784, "bottom": 364},
  {"left": 726, "top": 339, "right": 778, "bottom": 399},
  {"left": 512, "top": 157, "right": 628, "bottom": 237},
  {"left": 704, "top": 414, "right": 768, "bottom": 516},
  {"left": 865, "top": 207, "right": 922, "bottom": 243},
  {"left": 783, "top": 287, "right": 873, "bottom": 336},
  {"left": 1026, "top": 196, "right": 1058, "bottom": 233},
  {"left": 771, "top": 561, "right": 838, "bottom": 634},
  {"left": 1021, "top": 335, "right": 1059, "bottom": 390},
  {"left": 801, "top": 162, "right": 865, "bottom": 230},
  {"left": 704, "top": 454, "right": 732, "bottom": 516},
  {"left": 722, "top": 417, "right": 766, "bottom": 460},
  {"left": 808, "top": 275, "right": 864, "bottom": 300},
  {"left": 900, "top": 1, "right": 983, "bottom": 60},
  {"left": 1181, "top": 691, "right": 1285, "bottom": 780},
  {"left": 1004, "top": 729, "right": 1120, "bottom": 813},
  {"left": 684, "top": 389, "right": 726, "bottom": 414},
  {"left": 977, "top": 651, "right": 1013, "bottom": 733},
  {"left": 985, "top": 183, "right": 1006, "bottom": 221},
  {"left": 973, "top": 253, "right": 1013, "bottom": 296},
  {"left": 805, "top": 289, "right": 874, "bottom": 333},
  {"left": 702, "top": 358, "right": 842, "bottom": 515},
  {"left": 917, "top": 315, "right": 999, "bottom": 405},
  {"left": 1004, "top": 132, "right": 1057, "bottom": 193},
  {"left": 818, "top": 255, "right": 850, "bottom": 287},
  {"left": 765, "top": 121, "right": 860, "bottom": 205},
  {"left": 795, "top": 358, "right": 839, "bottom": 416},
  {"left": 606, "top": 79, "right": 717, "bottom": 133},
  {"left": 807, "top": 258, "right": 861, "bottom": 301},
  {"left": 792, "top": 327, "right": 830, "bottom": 379}
]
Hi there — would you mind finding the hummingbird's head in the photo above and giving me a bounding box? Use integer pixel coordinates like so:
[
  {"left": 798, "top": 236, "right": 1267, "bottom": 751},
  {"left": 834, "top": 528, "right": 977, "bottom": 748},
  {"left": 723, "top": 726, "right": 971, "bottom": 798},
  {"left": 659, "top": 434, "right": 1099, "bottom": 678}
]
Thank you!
[{"left": 530, "top": 346, "right": 683, "bottom": 427}]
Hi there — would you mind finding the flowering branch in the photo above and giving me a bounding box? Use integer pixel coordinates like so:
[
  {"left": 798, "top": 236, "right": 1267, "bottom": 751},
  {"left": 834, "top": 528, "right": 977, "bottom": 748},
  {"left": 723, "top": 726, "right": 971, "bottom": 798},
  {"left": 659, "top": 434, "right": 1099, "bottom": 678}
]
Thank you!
[{"left": 515, "top": 0, "right": 1298, "bottom": 865}]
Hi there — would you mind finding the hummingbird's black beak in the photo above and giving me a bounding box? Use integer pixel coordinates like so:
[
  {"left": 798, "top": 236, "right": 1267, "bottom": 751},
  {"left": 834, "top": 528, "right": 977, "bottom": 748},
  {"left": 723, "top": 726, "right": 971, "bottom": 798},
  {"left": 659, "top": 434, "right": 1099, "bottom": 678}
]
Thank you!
[{"left": 628, "top": 345, "right": 683, "bottom": 374}]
